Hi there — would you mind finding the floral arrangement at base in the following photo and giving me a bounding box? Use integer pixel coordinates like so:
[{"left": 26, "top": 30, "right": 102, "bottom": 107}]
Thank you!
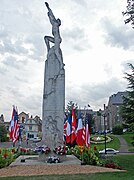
[
  {"left": 53, "top": 145, "right": 68, "bottom": 155},
  {"left": 19, "top": 147, "right": 36, "bottom": 155},
  {"left": 46, "top": 156, "right": 60, "bottom": 163}
]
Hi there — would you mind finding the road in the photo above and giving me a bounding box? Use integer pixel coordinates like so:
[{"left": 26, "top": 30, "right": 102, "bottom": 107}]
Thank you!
[
  {"left": 0, "top": 140, "right": 42, "bottom": 150},
  {"left": 0, "top": 135, "right": 134, "bottom": 155}
]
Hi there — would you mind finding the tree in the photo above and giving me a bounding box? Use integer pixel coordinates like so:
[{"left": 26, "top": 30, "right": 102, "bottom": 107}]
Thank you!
[
  {"left": 120, "top": 63, "right": 134, "bottom": 125},
  {"left": 0, "top": 123, "right": 8, "bottom": 142},
  {"left": 122, "top": 0, "right": 134, "bottom": 28},
  {"left": 66, "top": 101, "right": 78, "bottom": 115}
]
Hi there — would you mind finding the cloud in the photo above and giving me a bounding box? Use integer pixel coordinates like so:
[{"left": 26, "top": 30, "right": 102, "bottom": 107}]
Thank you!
[
  {"left": 101, "top": 17, "right": 134, "bottom": 50},
  {"left": 63, "top": 27, "right": 91, "bottom": 52},
  {"left": 25, "top": 34, "right": 45, "bottom": 61},
  {"left": 1, "top": 39, "right": 28, "bottom": 55},
  {"left": 0, "top": 0, "right": 133, "bottom": 121},
  {"left": 71, "top": 0, "right": 87, "bottom": 7},
  {"left": 66, "top": 77, "right": 127, "bottom": 110}
]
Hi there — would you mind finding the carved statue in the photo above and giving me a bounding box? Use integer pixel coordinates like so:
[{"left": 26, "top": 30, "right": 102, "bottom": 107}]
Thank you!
[
  {"left": 44, "top": 2, "right": 64, "bottom": 69},
  {"left": 42, "top": 2, "right": 65, "bottom": 149}
]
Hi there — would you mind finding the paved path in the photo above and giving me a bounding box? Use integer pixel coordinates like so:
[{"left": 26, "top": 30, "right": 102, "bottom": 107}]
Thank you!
[
  {"left": 0, "top": 140, "right": 38, "bottom": 149},
  {"left": 117, "top": 135, "right": 129, "bottom": 153}
]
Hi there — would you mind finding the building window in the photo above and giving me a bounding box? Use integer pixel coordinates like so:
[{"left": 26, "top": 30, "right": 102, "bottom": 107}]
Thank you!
[
  {"left": 22, "top": 117, "right": 25, "bottom": 123},
  {"left": 29, "top": 125, "right": 32, "bottom": 131},
  {"left": 28, "top": 133, "right": 34, "bottom": 139},
  {"left": 30, "top": 119, "right": 32, "bottom": 123}
]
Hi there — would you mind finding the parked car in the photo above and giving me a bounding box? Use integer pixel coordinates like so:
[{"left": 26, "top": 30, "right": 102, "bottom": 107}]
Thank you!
[
  {"left": 99, "top": 148, "right": 119, "bottom": 154},
  {"left": 47, "top": 156, "right": 60, "bottom": 163},
  {"left": 34, "top": 146, "right": 51, "bottom": 154},
  {"left": 33, "top": 137, "right": 41, "bottom": 142}
]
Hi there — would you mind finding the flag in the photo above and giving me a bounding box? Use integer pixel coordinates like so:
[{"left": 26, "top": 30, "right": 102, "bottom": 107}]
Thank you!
[
  {"left": 82, "top": 123, "right": 86, "bottom": 145},
  {"left": 82, "top": 113, "right": 90, "bottom": 148},
  {"left": 66, "top": 113, "right": 72, "bottom": 143},
  {"left": 76, "top": 112, "right": 84, "bottom": 146},
  {"left": 85, "top": 113, "right": 90, "bottom": 148},
  {"left": 71, "top": 107, "right": 77, "bottom": 144},
  {"left": 63, "top": 115, "right": 68, "bottom": 143},
  {"left": 9, "top": 106, "right": 19, "bottom": 143}
]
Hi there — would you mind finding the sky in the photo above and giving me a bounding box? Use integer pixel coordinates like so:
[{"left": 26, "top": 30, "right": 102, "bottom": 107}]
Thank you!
[{"left": 0, "top": 0, "right": 133, "bottom": 121}]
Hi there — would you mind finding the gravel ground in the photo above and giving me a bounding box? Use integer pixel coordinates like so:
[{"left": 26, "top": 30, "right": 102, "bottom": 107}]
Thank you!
[{"left": 0, "top": 164, "right": 125, "bottom": 177}]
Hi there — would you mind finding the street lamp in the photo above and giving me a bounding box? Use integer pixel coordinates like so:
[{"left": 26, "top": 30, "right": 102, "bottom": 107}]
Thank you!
[{"left": 104, "top": 104, "right": 106, "bottom": 154}]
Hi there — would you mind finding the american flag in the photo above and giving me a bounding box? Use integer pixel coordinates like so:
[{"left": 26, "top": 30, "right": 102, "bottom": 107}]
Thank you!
[
  {"left": 82, "top": 125, "right": 86, "bottom": 144},
  {"left": 9, "top": 106, "right": 19, "bottom": 143},
  {"left": 82, "top": 113, "right": 90, "bottom": 148}
]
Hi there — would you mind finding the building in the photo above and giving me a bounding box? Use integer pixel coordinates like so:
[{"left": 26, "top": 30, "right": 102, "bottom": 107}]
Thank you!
[
  {"left": 77, "top": 108, "right": 95, "bottom": 133},
  {"left": 18, "top": 112, "right": 42, "bottom": 140},
  {"left": 3, "top": 112, "right": 42, "bottom": 141},
  {"left": 107, "top": 91, "right": 128, "bottom": 129},
  {"left": 93, "top": 107, "right": 108, "bottom": 133}
]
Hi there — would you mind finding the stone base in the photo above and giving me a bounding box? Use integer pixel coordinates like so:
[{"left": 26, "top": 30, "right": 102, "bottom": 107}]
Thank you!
[{"left": 10, "top": 155, "right": 81, "bottom": 166}]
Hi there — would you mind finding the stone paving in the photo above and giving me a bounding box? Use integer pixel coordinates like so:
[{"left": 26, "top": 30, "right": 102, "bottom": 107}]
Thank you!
[{"left": 10, "top": 155, "right": 81, "bottom": 166}]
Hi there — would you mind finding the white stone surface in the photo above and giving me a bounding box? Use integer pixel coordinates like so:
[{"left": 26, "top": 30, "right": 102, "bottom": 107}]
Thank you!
[
  {"left": 42, "top": 47, "right": 65, "bottom": 149},
  {"left": 42, "top": 3, "right": 65, "bottom": 150}
]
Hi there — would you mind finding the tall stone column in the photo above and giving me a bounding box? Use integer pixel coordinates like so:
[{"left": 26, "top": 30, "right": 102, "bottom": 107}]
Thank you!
[{"left": 42, "top": 2, "right": 65, "bottom": 150}]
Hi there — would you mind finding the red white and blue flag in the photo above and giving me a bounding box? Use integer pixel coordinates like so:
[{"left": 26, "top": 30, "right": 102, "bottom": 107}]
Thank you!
[
  {"left": 71, "top": 107, "right": 77, "bottom": 144},
  {"left": 9, "top": 106, "right": 19, "bottom": 143},
  {"left": 66, "top": 113, "right": 72, "bottom": 143},
  {"left": 82, "top": 113, "right": 90, "bottom": 148},
  {"left": 76, "top": 112, "right": 84, "bottom": 146},
  {"left": 63, "top": 115, "right": 68, "bottom": 143}
]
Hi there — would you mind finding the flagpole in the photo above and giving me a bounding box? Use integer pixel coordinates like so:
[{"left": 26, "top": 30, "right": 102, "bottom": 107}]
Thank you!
[
  {"left": 81, "top": 150, "right": 84, "bottom": 165},
  {"left": 104, "top": 104, "right": 106, "bottom": 154},
  {"left": 80, "top": 144, "right": 85, "bottom": 165},
  {"left": 18, "top": 126, "right": 21, "bottom": 152}
]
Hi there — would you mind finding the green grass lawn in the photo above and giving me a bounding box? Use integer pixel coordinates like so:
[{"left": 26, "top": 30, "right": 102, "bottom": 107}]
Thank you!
[
  {"left": 0, "top": 155, "right": 133, "bottom": 180},
  {"left": 90, "top": 134, "right": 120, "bottom": 151},
  {"left": 96, "top": 155, "right": 134, "bottom": 180}
]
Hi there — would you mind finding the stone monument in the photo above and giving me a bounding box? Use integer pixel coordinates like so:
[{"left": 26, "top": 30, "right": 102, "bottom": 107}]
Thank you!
[{"left": 42, "top": 2, "right": 65, "bottom": 150}]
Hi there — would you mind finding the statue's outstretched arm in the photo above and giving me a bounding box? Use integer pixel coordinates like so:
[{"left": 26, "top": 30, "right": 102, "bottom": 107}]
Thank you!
[{"left": 45, "top": 2, "right": 56, "bottom": 22}]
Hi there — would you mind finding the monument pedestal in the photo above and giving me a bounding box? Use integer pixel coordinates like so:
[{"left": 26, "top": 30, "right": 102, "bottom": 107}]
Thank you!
[{"left": 42, "top": 47, "right": 65, "bottom": 150}]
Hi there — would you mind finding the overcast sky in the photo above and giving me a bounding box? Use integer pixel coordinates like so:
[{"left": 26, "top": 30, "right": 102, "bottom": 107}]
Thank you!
[{"left": 0, "top": 0, "right": 133, "bottom": 121}]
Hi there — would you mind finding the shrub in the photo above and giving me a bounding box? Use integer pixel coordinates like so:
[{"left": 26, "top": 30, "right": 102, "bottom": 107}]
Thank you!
[
  {"left": 112, "top": 124, "right": 123, "bottom": 135},
  {"left": 72, "top": 145, "right": 101, "bottom": 166},
  {"left": 0, "top": 148, "right": 16, "bottom": 169},
  {"left": 101, "top": 156, "right": 122, "bottom": 169},
  {"left": 105, "top": 162, "right": 117, "bottom": 168}
]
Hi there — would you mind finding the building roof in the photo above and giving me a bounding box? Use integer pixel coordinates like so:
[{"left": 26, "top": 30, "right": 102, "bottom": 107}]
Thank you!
[
  {"left": 108, "top": 91, "right": 128, "bottom": 105},
  {"left": 19, "top": 112, "right": 29, "bottom": 116}
]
